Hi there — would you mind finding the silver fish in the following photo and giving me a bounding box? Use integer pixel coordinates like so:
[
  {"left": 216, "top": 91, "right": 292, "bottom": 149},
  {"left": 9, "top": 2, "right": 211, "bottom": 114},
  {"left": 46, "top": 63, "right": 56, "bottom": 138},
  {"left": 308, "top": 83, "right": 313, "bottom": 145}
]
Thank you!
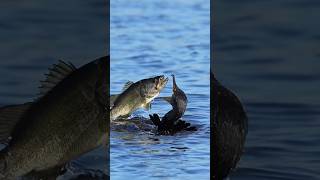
[{"left": 110, "top": 76, "right": 168, "bottom": 121}]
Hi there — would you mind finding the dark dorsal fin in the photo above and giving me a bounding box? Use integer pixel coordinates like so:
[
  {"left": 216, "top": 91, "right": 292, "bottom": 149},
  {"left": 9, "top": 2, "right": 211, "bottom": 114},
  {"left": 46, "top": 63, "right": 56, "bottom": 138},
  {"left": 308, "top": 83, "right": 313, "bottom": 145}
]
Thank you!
[
  {"left": 0, "top": 103, "right": 32, "bottom": 143},
  {"left": 38, "top": 60, "right": 76, "bottom": 96}
]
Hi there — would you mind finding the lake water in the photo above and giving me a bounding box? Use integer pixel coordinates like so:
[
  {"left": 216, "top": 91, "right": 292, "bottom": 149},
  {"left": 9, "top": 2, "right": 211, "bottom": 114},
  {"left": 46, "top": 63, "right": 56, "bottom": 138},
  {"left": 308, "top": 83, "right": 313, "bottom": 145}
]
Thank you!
[
  {"left": 214, "top": 0, "right": 320, "bottom": 179},
  {"left": 0, "top": 0, "right": 107, "bottom": 179},
  {"left": 110, "top": 0, "right": 210, "bottom": 179}
]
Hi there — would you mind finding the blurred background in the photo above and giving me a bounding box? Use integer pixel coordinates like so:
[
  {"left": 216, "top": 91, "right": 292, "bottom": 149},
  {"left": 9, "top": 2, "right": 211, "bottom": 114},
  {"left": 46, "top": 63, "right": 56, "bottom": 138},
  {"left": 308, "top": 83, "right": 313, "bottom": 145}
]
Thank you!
[
  {"left": 110, "top": 0, "right": 210, "bottom": 179},
  {"left": 0, "top": 0, "right": 107, "bottom": 179},
  {"left": 214, "top": 0, "right": 320, "bottom": 179}
]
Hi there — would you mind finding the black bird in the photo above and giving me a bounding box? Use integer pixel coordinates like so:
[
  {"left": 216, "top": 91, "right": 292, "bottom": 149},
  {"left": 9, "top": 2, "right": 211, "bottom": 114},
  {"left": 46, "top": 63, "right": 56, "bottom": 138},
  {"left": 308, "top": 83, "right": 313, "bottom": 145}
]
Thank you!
[
  {"left": 211, "top": 73, "right": 248, "bottom": 179},
  {"left": 150, "top": 74, "right": 196, "bottom": 135}
]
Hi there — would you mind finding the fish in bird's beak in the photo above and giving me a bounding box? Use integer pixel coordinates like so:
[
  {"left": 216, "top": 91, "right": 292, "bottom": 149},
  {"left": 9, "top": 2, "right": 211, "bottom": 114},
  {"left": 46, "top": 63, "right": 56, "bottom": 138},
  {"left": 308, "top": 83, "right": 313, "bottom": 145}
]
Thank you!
[{"left": 110, "top": 75, "right": 168, "bottom": 120}]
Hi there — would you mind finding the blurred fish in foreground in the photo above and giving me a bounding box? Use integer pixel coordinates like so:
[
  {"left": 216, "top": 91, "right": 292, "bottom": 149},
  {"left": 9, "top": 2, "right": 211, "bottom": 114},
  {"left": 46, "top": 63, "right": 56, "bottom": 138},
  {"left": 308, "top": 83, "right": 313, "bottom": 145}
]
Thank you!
[{"left": 0, "top": 56, "right": 108, "bottom": 179}]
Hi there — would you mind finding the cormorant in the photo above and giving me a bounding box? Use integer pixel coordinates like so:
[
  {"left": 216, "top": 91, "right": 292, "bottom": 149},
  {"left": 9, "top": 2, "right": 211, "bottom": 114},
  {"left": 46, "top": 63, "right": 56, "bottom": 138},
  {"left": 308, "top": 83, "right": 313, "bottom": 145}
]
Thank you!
[
  {"left": 212, "top": 73, "right": 248, "bottom": 179},
  {"left": 150, "top": 74, "right": 196, "bottom": 135}
]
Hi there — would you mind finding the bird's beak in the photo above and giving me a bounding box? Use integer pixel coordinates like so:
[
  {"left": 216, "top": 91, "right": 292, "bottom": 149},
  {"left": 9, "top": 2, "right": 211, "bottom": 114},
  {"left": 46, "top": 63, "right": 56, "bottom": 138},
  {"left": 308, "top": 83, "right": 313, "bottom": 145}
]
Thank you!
[{"left": 171, "top": 74, "right": 177, "bottom": 92}]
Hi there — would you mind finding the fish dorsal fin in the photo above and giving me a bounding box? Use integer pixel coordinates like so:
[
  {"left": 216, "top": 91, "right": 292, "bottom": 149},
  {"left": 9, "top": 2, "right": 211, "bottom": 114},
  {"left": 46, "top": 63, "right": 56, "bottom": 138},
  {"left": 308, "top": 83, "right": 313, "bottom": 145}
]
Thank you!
[
  {"left": 0, "top": 103, "right": 32, "bottom": 143},
  {"left": 39, "top": 60, "right": 77, "bottom": 96},
  {"left": 122, "top": 81, "right": 134, "bottom": 92}
]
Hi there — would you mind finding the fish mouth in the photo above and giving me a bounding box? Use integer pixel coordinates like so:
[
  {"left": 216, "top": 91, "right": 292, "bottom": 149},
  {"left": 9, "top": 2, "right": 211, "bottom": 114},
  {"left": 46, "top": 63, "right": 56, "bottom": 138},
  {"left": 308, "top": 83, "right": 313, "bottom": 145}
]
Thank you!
[
  {"left": 159, "top": 75, "right": 169, "bottom": 86},
  {"left": 156, "top": 75, "right": 168, "bottom": 91}
]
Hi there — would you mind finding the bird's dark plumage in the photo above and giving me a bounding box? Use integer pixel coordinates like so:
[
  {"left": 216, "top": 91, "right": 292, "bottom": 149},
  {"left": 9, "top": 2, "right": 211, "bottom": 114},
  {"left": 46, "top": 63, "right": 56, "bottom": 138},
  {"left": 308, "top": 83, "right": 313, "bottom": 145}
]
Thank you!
[
  {"left": 150, "top": 75, "right": 196, "bottom": 135},
  {"left": 149, "top": 114, "right": 196, "bottom": 135},
  {"left": 211, "top": 73, "right": 248, "bottom": 179}
]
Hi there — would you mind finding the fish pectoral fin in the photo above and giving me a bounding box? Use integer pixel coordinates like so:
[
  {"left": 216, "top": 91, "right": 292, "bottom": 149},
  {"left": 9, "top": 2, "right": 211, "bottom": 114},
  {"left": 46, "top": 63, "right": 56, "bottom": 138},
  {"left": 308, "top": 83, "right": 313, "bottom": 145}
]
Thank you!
[
  {"left": 121, "top": 81, "right": 134, "bottom": 92},
  {"left": 143, "top": 102, "right": 152, "bottom": 110},
  {"left": 159, "top": 96, "right": 173, "bottom": 105},
  {"left": 38, "top": 60, "right": 77, "bottom": 96},
  {"left": 0, "top": 102, "right": 32, "bottom": 143}
]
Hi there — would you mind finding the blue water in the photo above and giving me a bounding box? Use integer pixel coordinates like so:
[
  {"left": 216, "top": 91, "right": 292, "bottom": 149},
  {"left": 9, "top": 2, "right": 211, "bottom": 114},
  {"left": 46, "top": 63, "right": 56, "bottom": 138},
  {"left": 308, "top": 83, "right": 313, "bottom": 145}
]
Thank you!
[
  {"left": 214, "top": 0, "right": 320, "bottom": 179},
  {"left": 110, "top": 0, "right": 210, "bottom": 179},
  {"left": 0, "top": 0, "right": 107, "bottom": 179}
]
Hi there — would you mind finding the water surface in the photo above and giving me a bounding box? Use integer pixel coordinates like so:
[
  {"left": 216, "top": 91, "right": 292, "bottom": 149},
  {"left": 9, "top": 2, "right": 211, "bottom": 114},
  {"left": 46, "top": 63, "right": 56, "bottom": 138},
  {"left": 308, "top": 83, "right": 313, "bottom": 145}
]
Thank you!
[
  {"left": 111, "top": 0, "right": 210, "bottom": 179},
  {"left": 214, "top": 0, "right": 320, "bottom": 179}
]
